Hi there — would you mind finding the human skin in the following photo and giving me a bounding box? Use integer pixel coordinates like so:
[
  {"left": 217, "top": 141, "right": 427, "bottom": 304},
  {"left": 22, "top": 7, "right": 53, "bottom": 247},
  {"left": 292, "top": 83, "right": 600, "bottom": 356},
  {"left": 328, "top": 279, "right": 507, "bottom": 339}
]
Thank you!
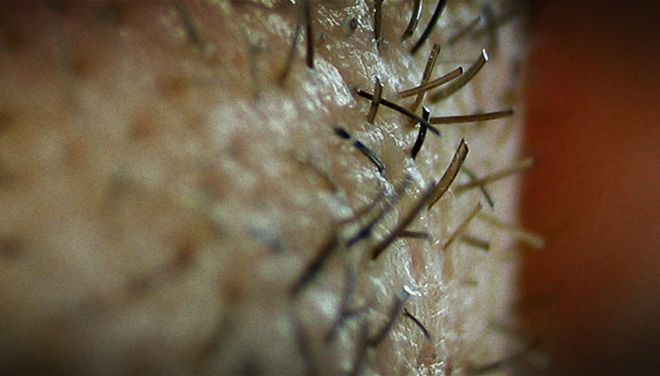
[{"left": 0, "top": 1, "right": 528, "bottom": 374}]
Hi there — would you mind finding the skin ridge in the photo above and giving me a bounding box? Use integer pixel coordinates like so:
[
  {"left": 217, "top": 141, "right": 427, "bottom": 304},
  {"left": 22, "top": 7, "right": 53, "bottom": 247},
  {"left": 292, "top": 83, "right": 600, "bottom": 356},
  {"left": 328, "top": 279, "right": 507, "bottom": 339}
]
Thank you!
[{"left": 0, "top": 1, "right": 530, "bottom": 374}]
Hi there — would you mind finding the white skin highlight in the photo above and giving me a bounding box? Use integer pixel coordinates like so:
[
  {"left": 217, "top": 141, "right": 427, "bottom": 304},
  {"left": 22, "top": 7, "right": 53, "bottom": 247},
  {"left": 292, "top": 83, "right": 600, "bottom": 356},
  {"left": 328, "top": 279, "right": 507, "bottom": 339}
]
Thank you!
[{"left": 0, "top": 1, "right": 528, "bottom": 374}]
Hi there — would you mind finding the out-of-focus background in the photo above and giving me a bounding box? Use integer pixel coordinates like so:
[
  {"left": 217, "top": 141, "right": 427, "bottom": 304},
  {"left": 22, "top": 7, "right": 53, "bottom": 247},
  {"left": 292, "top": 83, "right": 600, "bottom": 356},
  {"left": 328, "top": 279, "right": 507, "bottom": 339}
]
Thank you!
[{"left": 521, "top": 1, "right": 660, "bottom": 375}]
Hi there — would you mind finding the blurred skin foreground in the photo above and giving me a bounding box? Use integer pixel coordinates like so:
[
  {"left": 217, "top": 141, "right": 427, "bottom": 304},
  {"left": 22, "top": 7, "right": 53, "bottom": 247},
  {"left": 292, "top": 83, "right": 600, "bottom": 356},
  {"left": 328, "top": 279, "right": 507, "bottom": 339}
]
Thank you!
[{"left": 521, "top": 1, "right": 660, "bottom": 375}]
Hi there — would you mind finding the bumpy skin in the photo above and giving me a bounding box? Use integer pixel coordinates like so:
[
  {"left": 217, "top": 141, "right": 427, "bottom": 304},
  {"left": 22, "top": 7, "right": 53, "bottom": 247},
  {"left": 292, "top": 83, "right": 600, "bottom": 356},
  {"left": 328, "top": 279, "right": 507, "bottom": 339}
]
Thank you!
[{"left": 0, "top": 1, "right": 526, "bottom": 374}]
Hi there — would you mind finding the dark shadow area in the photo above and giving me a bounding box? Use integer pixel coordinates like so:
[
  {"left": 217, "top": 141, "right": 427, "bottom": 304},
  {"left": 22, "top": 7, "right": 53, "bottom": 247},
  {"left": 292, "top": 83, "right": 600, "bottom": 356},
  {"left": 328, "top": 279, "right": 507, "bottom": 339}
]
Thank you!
[{"left": 521, "top": 1, "right": 660, "bottom": 375}]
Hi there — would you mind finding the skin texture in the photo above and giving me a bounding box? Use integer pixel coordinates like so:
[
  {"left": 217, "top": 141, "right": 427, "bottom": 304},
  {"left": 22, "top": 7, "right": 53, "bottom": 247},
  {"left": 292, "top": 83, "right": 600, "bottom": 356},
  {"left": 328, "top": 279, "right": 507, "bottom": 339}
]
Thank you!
[{"left": 0, "top": 1, "right": 528, "bottom": 374}]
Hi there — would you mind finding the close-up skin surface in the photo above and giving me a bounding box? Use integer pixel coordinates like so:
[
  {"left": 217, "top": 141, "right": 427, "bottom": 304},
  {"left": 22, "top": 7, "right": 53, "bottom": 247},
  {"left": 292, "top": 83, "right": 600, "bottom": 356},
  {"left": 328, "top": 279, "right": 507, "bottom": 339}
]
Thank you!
[{"left": 0, "top": 0, "right": 532, "bottom": 374}]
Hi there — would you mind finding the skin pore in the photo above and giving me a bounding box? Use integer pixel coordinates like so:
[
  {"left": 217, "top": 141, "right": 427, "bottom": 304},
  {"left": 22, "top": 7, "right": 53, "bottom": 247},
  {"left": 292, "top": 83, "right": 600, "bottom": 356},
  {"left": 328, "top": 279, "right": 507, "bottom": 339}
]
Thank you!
[{"left": 0, "top": 1, "right": 530, "bottom": 373}]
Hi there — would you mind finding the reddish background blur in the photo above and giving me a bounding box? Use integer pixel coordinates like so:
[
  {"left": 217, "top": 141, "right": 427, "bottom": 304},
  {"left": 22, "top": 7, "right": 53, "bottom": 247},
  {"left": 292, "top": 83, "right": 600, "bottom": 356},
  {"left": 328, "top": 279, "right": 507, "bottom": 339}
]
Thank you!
[{"left": 521, "top": 1, "right": 660, "bottom": 374}]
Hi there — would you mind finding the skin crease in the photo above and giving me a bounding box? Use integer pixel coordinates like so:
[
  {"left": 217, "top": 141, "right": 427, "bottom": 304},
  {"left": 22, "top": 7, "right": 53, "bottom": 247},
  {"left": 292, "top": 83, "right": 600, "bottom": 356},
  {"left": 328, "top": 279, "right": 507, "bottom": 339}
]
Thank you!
[{"left": 0, "top": 1, "right": 529, "bottom": 374}]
